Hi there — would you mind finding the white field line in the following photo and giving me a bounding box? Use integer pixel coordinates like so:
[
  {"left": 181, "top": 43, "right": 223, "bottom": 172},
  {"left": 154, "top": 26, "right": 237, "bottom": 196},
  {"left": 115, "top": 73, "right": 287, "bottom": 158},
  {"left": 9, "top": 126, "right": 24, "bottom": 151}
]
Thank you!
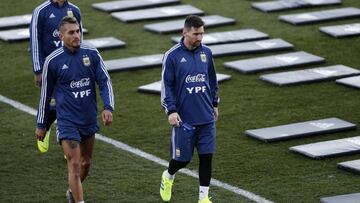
[{"left": 0, "top": 94, "right": 273, "bottom": 203}]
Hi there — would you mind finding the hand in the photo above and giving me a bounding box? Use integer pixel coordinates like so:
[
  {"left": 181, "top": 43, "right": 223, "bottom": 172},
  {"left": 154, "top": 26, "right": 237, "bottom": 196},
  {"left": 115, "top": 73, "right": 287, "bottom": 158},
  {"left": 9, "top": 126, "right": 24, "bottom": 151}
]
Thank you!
[
  {"left": 214, "top": 107, "right": 219, "bottom": 121},
  {"left": 102, "top": 110, "right": 113, "bottom": 126},
  {"left": 35, "top": 128, "right": 46, "bottom": 141},
  {"left": 168, "top": 112, "right": 182, "bottom": 127},
  {"left": 34, "top": 74, "right": 42, "bottom": 87}
]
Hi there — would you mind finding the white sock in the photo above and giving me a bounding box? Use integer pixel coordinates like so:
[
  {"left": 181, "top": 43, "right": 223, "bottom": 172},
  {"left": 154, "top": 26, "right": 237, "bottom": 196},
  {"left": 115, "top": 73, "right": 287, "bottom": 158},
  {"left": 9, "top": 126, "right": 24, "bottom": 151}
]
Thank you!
[
  {"left": 164, "top": 170, "right": 175, "bottom": 180},
  {"left": 77, "top": 201, "right": 84, "bottom": 203},
  {"left": 199, "top": 186, "right": 209, "bottom": 200}
]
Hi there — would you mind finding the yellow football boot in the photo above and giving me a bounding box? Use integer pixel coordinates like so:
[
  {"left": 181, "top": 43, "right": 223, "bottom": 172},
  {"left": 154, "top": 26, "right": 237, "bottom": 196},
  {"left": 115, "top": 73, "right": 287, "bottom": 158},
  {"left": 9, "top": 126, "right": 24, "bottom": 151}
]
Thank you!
[{"left": 160, "top": 171, "right": 174, "bottom": 201}]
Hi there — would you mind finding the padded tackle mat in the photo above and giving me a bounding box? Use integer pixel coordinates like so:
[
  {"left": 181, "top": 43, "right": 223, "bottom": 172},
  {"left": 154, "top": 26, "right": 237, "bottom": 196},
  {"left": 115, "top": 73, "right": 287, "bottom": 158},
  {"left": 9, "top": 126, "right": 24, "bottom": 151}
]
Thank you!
[
  {"left": 0, "top": 28, "right": 89, "bottom": 42},
  {"left": 245, "top": 117, "right": 356, "bottom": 142},
  {"left": 209, "top": 38, "right": 293, "bottom": 57},
  {"left": 290, "top": 136, "right": 360, "bottom": 159},
  {"left": 0, "top": 14, "right": 32, "bottom": 30},
  {"left": 320, "top": 193, "right": 360, "bottom": 203},
  {"left": 144, "top": 15, "right": 235, "bottom": 34},
  {"left": 260, "top": 65, "right": 360, "bottom": 86},
  {"left": 336, "top": 75, "right": 360, "bottom": 89},
  {"left": 105, "top": 54, "right": 164, "bottom": 72},
  {"left": 83, "top": 37, "right": 126, "bottom": 50},
  {"left": 224, "top": 51, "right": 325, "bottom": 73},
  {"left": 0, "top": 28, "right": 30, "bottom": 42},
  {"left": 92, "top": 0, "right": 180, "bottom": 12},
  {"left": 338, "top": 159, "right": 360, "bottom": 174},
  {"left": 111, "top": 5, "right": 204, "bottom": 22},
  {"left": 138, "top": 73, "right": 231, "bottom": 94},
  {"left": 171, "top": 29, "right": 269, "bottom": 45},
  {"left": 279, "top": 7, "right": 360, "bottom": 25},
  {"left": 320, "top": 23, "right": 360, "bottom": 38},
  {"left": 252, "top": 0, "right": 341, "bottom": 13}
]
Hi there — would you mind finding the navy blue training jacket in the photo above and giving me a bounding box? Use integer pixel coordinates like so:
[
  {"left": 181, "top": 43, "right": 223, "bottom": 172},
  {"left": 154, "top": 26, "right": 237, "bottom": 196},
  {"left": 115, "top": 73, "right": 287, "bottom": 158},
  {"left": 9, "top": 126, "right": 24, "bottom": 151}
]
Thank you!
[
  {"left": 30, "top": 0, "right": 82, "bottom": 75},
  {"left": 36, "top": 44, "right": 114, "bottom": 129},
  {"left": 161, "top": 38, "right": 219, "bottom": 125}
]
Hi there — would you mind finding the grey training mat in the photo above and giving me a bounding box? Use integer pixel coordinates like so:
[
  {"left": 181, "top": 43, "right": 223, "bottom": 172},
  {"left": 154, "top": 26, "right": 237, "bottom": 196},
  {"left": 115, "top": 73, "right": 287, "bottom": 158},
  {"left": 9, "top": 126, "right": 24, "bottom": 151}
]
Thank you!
[
  {"left": 0, "top": 28, "right": 30, "bottom": 42},
  {"left": 320, "top": 193, "right": 360, "bottom": 203},
  {"left": 83, "top": 37, "right": 126, "bottom": 50},
  {"left": 260, "top": 65, "right": 360, "bottom": 86},
  {"left": 252, "top": 0, "right": 342, "bottom": 13},
  {"left": 224, "top": 51, "right": 325, "bottom": 73},
  {"left": 245, "top": 117, "right": 356, "bottom": 142},
  {"left": 338, "top": 159, "right": 360, "bottom": 174},
  {"left": 0, "top": 28, "right": 89, "bottom": 42},
  {"left": 105, "top": 54, "right": 164, "bottom": 72},
  {"left": 144, "top": 15, "right": 236, "bottom": 34},
  {"left": 171, "top": 29, "right": 269, "bottom": 45},
  {"left": 279, "top": 7, "right": 360, "bottom": 25},
  {"left": 111, "top": 5, "right": 204, "bottom": 23},
  {"left": 209, "top": 38, "right": 294, "bottom": 57},
  {"left": 290, "top": 136, "right": 360, "bottom": 159},
  {"left": 320, "top": 23, "right": 360, "bottom": 38},
  {"left": 137, "top": 73, "right": 231, "bottom": 94},
  {"left": 0, "top": 14, "right": 32, "bottom": 30},
  {"left": 336, "top": 75, "right": 360, "bottom": 89},
  {"left": 92, "top": 0, "right": 180, "bottom": 12}
]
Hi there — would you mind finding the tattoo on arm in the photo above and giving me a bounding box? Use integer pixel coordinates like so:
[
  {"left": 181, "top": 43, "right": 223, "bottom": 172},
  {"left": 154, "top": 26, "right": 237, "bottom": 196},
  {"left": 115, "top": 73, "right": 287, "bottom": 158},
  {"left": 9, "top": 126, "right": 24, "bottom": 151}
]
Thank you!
[{"left": 66, "top": 140, "right": 79, "bottom": 149}]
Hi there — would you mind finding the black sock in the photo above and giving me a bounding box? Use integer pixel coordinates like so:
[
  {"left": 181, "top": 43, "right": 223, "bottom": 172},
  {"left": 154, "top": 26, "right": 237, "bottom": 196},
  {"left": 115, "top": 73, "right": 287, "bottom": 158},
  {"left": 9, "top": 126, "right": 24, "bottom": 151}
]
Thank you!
[
  {"left": 199, "top": 154, "right": 212, "bottom": 186},
  {"left": 168, "top": 159, "right": 189, "bottom": 175}
]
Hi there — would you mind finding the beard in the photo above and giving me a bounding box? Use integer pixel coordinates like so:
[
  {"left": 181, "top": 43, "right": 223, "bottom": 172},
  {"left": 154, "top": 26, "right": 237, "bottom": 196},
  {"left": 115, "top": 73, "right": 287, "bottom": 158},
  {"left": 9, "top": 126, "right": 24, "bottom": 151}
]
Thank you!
[
  {"left": 71, "top": 40, "right": 81, "bottom": 49},
  {"left": 64, "top": 40, "right": 80, "bottom": 52},
  {"left": 192, "top": 41, "right": 201, "bottom": 48}
]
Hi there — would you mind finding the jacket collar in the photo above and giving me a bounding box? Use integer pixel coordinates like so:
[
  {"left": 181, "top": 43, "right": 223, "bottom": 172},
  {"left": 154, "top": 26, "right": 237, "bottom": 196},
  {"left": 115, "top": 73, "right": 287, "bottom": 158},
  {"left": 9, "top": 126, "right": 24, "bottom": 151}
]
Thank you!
[
  {"left": 63, "top": 45, "right": 79, "bottom": 55},
  {"left": 50, "top": 0, "right": 69, "bottom": 7}
]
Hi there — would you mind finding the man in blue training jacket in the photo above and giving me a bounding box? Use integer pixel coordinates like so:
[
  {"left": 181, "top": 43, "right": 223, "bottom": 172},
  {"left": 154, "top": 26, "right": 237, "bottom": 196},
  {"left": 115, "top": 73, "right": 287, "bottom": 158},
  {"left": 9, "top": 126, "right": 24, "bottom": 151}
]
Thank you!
[
  {"left": 35, "top": 16, "right": 114, "bottom": 203},
  {"left": 30, "top": 0, "right": 83, "bottom": 153},
  {"left": 160, "top": 15, "right": 219, "bottom": 203}
]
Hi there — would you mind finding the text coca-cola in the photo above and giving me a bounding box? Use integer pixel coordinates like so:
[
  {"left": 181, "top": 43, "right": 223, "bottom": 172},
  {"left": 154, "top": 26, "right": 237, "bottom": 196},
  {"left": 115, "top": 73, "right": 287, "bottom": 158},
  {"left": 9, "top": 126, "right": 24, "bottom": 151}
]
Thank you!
[
  {"left": 70, "top": 78, "right": 90, "bottom": 88},
  {"left": 185, "top": 74, "right": 206, "bottom": 83}
]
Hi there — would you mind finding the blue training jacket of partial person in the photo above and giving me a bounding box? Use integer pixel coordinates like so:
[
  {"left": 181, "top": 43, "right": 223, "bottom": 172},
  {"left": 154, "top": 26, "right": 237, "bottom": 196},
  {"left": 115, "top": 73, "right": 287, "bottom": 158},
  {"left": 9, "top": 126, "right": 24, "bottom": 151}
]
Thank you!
[
  {"left": 36, "top": 44, "right": 114, "bottom": 129},
  {"left": 161, "top": 38, "right": 219, "bottom": 125},
  {"left": 30, "top": 0, "right": 82, "bottom": 75}
]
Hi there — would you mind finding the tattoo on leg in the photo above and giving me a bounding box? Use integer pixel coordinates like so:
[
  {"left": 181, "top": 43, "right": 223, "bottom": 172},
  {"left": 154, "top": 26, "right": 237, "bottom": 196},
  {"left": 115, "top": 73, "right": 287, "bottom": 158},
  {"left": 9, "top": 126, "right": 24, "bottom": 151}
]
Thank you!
[{"left": 66, "top": 140, "right": 79, "bottom": 149}]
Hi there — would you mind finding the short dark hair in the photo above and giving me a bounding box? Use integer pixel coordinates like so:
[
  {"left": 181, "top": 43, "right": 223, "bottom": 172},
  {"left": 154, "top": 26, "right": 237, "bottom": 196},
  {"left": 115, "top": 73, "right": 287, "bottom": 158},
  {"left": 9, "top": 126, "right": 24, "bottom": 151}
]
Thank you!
[
  {"left": 184, "top": 15, "right": 205, "bottom": 29},
  {"left": 59, "top": 16, "right": 79, "bottom": 31}
]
